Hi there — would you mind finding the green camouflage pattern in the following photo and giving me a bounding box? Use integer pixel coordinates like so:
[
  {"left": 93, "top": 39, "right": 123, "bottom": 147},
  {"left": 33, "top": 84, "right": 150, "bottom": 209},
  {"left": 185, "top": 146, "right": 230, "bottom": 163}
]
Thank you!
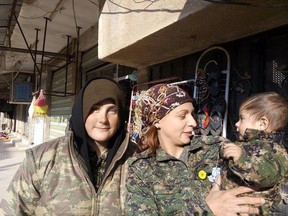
[
  {"left": 126, "top": 131, "right": 288, "bottom": 215},
  {"left": 221, "top": 129, "right": 288, "bottom": 215},
  {"left": 125, "top": 135, "right": 222, "bottom": 216},
  {"left": 0, "top": 131, "right": 135, "bottom": 216}
]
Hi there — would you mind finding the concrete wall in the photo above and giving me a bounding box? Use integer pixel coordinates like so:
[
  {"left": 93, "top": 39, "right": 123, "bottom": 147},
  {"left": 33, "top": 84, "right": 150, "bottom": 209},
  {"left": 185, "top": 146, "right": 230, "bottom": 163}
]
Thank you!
[
  {"left": 98, "top": 0, "right": 202, "bottom": 67},
  {"left": 98, "top": 0, "right": 288, "bottom": 68},
  {"left": 98, "top": 0, "right": 197, "bottom": 58}
]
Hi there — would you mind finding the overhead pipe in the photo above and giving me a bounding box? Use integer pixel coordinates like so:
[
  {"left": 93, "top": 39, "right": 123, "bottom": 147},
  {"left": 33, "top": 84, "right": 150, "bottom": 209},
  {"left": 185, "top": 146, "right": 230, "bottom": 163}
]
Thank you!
[
  {"left": 44, "top": 60, "right": 75, "bottom": 97},
  {"left": 44, "top": 90, "right": 74, "bottom": 97},
  {"left": 43, "top": 62, "right": 72, "bottom": 69},
  {"left": 76, "top": 26, "right": 81, "bottom": 88},
  {"left": 39, "top": 17, "right": 51, "bottom": 90},
  {"left": 65, "top": 35, "right": 71, "bottom": 96},
  {"left": 42, "top": 34, "right": 74, "bottom": 97},
  {"left": 7, "top": 0, "right": 19, "bottom": 47},
  {"left": 33, "top": 28, "right": 40, "bottom": 92},
  {"left": 0, "top": 46, "right": 69, "bottom": 59},
  {"left": 13, "top": 12, "right": 41, "bottom": 74}
]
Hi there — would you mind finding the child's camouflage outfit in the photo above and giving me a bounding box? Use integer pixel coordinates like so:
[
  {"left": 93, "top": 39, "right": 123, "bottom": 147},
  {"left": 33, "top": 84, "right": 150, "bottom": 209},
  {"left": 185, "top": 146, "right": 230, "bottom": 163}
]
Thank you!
[
  {"left": 221, "top": 129, "right": 288, "bottom": 215},
  {"left": 126, "top": 129, "right": 288, "bottom": 215}
]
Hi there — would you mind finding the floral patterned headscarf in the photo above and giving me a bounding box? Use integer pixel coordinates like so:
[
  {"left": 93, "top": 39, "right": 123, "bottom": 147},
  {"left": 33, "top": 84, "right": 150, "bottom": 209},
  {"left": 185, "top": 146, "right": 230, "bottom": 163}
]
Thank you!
[{"left": 132, "top": 84, "right": 193, "bottom": 143}]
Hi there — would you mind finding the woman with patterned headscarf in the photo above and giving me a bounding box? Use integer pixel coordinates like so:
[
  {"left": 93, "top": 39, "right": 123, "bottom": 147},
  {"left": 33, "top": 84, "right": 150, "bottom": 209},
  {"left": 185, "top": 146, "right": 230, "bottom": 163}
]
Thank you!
[{"left": 126, "top": 83, "right": 265, "bottom": 216}]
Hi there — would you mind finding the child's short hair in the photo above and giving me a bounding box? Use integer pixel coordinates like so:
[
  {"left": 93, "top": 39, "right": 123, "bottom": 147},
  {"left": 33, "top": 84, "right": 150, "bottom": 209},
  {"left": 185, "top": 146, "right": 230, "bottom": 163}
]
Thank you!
[{"left": 240, "top": 92, "right": 288, "bottom": 131}]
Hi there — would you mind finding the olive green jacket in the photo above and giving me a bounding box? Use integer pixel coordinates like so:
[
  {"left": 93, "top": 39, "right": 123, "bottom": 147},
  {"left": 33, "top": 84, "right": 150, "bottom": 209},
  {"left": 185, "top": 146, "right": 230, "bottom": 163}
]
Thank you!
[{"left": 0, "top": 131, "right": 134, "bottom": 216}]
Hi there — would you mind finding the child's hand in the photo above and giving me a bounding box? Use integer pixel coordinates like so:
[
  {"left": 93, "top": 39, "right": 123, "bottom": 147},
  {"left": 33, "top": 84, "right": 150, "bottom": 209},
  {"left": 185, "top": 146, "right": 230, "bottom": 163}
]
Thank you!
[{"left": 222, "top": 143, "right": 242, "bottom": 162}]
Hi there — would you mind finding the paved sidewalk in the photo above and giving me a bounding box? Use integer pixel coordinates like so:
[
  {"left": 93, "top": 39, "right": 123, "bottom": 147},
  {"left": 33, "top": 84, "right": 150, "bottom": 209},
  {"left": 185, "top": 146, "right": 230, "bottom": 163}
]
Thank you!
[{"left": 0, "top": 136, "right": 26, "bottom": 202}]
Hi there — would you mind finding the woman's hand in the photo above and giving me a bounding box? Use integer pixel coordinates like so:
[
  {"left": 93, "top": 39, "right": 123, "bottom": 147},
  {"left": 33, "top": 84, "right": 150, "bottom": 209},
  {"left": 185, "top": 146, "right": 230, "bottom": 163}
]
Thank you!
[{"left": 206, "top": 177, "right": 265, "bottom": 216}]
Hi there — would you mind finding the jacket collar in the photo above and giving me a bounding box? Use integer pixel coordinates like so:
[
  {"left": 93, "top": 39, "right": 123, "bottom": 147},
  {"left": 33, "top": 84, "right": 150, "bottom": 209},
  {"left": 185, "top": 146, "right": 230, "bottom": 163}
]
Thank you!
[
  {"left": 139, "top": 135, "right": 223, "bottom": 162},
  {"left": 243, "top": 128, "right": 285, "bottom": 143}
]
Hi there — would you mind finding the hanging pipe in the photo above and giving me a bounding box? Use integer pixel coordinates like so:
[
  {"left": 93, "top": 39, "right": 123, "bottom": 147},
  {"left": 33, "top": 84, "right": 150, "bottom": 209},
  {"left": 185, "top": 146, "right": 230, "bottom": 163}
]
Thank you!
[
  {"left": 34, "top": 28, "right": 40, "bottom": 92},
  {"left": 76, "top": 26, "right": 81, "bottom": 88},
  {"left": 65, "top": 35, "right": 71, "bottom": 96},
  {"left": 39, "top": 17, "right": 50, "bottom": 89},
  {"left": 7, "top": 0, "right": 19, "bottom": 47}
]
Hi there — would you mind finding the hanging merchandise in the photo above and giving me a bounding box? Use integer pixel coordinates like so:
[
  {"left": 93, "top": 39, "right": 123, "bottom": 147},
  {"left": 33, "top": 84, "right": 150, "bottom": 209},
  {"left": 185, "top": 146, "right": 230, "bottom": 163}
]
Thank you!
[
  {"left": 34, "top": 89, "right": 48, "bottom": 116},
  {"left": 194, "top": 46, "right": 231, "bottom": 138}
]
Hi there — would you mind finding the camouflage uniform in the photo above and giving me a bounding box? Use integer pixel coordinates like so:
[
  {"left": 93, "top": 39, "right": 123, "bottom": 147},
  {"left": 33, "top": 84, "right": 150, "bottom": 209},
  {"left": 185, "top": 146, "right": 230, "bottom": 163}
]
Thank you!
[
  {"left": 0, "top": 77, "right": 139, "bottom": 215},
  {"left": 221, "top": 129, "right": 288, "bottom": 215},
  {"left": 126, "top": 136, "right": 221, "bottom": 216},
  {"left": 0, "top": 131, "right": 134, "bottom": 216},
  {"left": 126, "top": 130, "right": 288, "bottom": 215}
]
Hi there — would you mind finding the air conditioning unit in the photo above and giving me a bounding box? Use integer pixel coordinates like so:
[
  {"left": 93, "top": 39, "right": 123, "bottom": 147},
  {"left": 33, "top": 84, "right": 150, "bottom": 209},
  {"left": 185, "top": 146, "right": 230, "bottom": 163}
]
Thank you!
[{"left": 9, "top": 82, "right": 32, "bottom": 104}]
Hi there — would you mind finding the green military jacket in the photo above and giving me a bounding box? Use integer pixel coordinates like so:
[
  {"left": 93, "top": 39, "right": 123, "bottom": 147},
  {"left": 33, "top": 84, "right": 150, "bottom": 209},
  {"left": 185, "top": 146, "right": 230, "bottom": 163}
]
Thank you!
[
  {"left": 0, "top": 131, "right": 133, "bottom": 216},
  {"left": 126, "top": 136, "right": 221, "bottom": 216},
  {"left": 126, "top": 130, "right": 288, "bottom": 215},
  {"left": 222, "top": 129, "right": 288, "bottom": 215}
]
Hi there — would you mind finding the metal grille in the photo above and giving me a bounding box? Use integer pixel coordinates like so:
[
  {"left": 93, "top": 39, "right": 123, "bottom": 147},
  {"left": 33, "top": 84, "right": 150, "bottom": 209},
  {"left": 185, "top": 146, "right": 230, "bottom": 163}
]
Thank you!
[
  {"left": 265, "top": 34, "right": 288, "bottom": 99},
  {"left": 266, "top": 60, "right": 288, "bottom": 99}
]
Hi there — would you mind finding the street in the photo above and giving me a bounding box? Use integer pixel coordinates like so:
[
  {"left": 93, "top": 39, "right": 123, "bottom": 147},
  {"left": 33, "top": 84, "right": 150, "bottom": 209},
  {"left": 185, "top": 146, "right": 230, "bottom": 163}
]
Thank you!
[{"left": 0, "top": 136, "right": 26, "bottom": 202}]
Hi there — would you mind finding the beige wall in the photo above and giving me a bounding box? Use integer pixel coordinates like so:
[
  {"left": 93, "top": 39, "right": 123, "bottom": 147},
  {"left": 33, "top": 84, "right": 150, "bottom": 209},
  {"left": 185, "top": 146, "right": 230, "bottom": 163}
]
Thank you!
[
  {"left": 98, "top": 0, "right": 200, "bottom": 58},
  {"left": 98, "top": 0, "right": 288, "bottom": 68},
  {"left": 98, "top": 0, "right": 205, "bottom": 67}
]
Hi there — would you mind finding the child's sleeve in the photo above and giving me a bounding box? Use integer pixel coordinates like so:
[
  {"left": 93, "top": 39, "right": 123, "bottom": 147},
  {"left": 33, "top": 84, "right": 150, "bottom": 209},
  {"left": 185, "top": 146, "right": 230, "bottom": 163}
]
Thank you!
[{"left": 228, "top": 141, "right": 288, "bottom": 188}]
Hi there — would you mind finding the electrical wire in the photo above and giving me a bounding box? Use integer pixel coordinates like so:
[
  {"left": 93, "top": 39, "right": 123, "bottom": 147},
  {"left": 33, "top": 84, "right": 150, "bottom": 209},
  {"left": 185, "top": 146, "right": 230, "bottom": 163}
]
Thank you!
[
  {"left": 202, "top": 0, "right": 288, "bottom": 7},
  {"left": 88, "top": 0, "right": 98, "bottom": 6},
  {"left": 20, "top": 12, "right": 50, "bottom": 20},
  {"left": 33, "top": 3, "right": 61, "bottom": 13},
  {"left": 19, "top": 3, "right": 64, "bottom": 20}
]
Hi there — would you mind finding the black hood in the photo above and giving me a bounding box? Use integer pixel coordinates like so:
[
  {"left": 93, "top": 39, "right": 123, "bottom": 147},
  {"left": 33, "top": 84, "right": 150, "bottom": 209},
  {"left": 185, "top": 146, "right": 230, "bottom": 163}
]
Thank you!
[{"left": 69, "top": 77, "right": 126, "bottom": 178}]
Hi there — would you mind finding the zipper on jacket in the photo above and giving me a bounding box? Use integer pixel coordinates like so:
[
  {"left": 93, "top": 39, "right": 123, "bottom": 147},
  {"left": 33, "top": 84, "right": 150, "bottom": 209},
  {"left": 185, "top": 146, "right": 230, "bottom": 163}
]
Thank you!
[{"left": 67, "top": 132, "right": 98, "bottom": 215}]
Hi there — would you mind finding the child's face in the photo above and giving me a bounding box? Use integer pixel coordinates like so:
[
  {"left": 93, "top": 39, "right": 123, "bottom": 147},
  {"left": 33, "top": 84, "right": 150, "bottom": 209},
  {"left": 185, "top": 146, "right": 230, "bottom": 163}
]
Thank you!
[{"left": 235, "top": 109, "right": 261, "bottom": 140}]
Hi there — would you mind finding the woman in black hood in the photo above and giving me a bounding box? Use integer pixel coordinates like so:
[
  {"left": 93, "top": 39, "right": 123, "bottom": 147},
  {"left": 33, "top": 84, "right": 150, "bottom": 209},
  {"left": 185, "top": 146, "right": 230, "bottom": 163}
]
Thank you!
[
  {"left": 70, "top": 77, "right": 127, "bottom": 187},
  {"left": 0, "top": 77, "right": 135, "bottom": 215}
]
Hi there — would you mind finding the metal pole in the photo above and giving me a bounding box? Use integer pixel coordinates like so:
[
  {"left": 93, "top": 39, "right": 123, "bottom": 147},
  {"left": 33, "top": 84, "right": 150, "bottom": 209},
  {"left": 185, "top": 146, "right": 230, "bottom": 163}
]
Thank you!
[
  {"left": 7, "top": 0, "right": 19, "bottom": 47},
  {"left": 12, "top": 12, "right": 41, "bottom": 74},
  {"left": 39, "top": 17, "right": 50, "bottom": 89},
  {"left": 0, "top": 46, "right": 69, "bottom": 58},
  {"left": 65, "top": 35, "right": 71, "bottom": 96},
  {"left": 34, "top": 28, "right": 40, "bottom": 92},
  {"left": 76, "top": 26, "right": 81, "bottom": 88}
]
